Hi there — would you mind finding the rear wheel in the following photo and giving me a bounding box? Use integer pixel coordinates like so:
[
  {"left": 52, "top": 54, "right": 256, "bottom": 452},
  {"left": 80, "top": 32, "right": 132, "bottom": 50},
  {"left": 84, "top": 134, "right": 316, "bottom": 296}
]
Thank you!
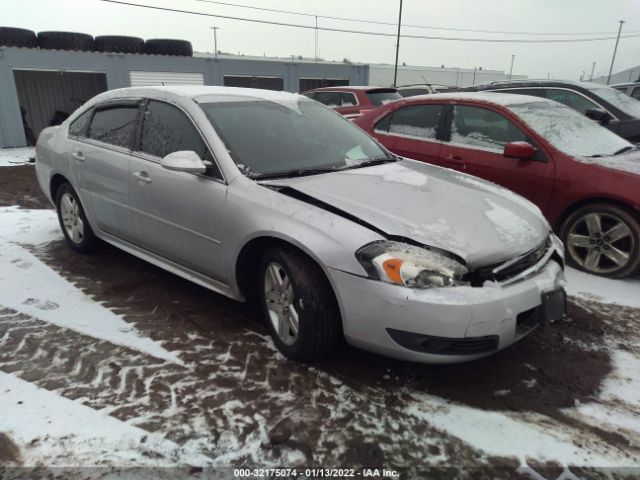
[
  {"left": 55, "top": 183, "right": 99, "bottom": 253},
  {"left": 259, "top": 246, "right": 342, "bottom": 361},
  {"left": 560, "top": 203, "right": 640, "bottom": 278}
]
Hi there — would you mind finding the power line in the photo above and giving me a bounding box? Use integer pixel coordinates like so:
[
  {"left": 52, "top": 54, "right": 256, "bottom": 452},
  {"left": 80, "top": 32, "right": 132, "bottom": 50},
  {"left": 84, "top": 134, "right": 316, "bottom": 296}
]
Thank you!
[
  {"left": 97, "top": 0, "right": 640, "bottom": 44},
  {"left": 186, "top": 0, "right": 640, "bottom": 36}
]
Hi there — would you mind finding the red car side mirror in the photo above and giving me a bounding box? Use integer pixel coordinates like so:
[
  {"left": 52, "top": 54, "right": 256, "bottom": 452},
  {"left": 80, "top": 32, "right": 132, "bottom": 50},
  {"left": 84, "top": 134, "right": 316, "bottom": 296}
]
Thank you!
[{"left": 504, "top": 141, "right": 536, "bottom": 160}]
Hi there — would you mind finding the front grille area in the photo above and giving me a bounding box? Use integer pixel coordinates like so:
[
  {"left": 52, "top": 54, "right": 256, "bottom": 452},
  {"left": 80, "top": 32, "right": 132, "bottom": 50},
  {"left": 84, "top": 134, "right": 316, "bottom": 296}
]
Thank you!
[
  {"left": 465, "top": 236, "right": 555, "bottom": 286},
  {"left": 387, "top": 328, "right": 499, "bottom": 355}
]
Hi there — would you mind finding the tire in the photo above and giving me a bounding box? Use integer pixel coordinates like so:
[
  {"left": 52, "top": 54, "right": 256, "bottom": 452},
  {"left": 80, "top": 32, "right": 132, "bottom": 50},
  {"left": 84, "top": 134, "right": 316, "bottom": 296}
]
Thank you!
[
  {"left": 560, "top": 203, "right": 640, "bottom": 278},
  {"left": 38, "top": 31, "right": 94, "bottom": 52},
  {"left": 95, "top": 35, "right": 145, "bottom": 54},
  {"left": 259, "top": 245, "right": 342, "bottom": 361},
  {"left": 0, "top": 27, "right": 37, "bottom": 48},
  {"left": 145, "top": 39, "right": 193, "bottom": 56},
  {"left": 55, "top": 183, "right": 99, "bottom": 253}
]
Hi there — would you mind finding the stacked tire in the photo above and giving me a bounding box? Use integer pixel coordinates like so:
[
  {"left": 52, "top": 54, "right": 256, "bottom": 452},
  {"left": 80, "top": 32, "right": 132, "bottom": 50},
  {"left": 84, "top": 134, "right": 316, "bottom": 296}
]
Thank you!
[
  {"left": 145, "top": 39, "right": 193, "bottom": 57},
  {"left": 38, "top": 31, "right": 94, "bottom": 51},
  {"left": 0, "top": 27, "right": 37, "bottom": 48},
  {"left": 95, "top": 35, "right": 145, "bottom": 54}
]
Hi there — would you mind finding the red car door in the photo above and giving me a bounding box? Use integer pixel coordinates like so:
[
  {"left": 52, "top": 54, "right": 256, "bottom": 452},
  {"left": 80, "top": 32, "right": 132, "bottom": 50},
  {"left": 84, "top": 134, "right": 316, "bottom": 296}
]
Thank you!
[
  {"left": 440, "top": 103, "right": 555, "bottom": 211},
  {"left": 372, "top": 103, "right": 446, "bottom": 165}
]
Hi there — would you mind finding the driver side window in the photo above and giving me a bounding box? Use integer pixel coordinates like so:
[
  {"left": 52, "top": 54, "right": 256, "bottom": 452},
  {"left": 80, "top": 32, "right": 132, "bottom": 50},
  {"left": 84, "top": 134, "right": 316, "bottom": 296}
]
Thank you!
[{"left": 450, "top": 105, "right": 528, "bottom": 151}]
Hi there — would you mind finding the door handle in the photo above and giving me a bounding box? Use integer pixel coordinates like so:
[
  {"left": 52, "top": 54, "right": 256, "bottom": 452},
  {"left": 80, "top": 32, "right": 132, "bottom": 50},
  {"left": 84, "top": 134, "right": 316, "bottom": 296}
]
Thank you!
[
  {"left": 444, "top": 153, "right": 466, "bottom": 170},
  {"left": 133, "top": 171, "right": 152, "bottom": 184},
  {"left": 72, "top": 151, "right": 85, "bottom": 162}
]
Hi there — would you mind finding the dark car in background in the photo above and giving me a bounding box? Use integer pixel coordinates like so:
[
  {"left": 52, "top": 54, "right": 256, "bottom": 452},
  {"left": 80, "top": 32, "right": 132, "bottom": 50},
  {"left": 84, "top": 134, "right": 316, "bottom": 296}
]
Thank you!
[
  {"left": 303, "top": 86, "right": 401, "bottom": 120},
  {"left": 461, "top": 80, "right": 640, "bottom": 143},
  {"left": 354, "top": 92, "right": 640, "bottom": 278},
  {"left": 612, "top": 81, "right": 640, "bottom": 101}
]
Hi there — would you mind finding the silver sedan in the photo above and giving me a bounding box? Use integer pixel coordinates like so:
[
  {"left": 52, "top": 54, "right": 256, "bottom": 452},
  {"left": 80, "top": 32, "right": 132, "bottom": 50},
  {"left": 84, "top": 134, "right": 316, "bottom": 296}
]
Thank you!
[{"left": 35, "top": 86, "right": 567, "bottom": 363}]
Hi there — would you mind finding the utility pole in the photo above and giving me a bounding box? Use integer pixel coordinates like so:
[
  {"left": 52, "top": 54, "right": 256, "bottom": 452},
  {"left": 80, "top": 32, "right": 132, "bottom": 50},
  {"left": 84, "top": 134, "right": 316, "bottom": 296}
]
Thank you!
[
  {"left": 393, "top": 0, "right": 403, "bottom": 88},
  {"left": 607, "top": 20, "right": 624, "bottom": 85},
  {"left": 509, "top": 54, "right": 515, "bottom": 79},
  {"left": 210, "top": 26, "right": 220, "bottom": 58},
  {"left": 314, "top": 16, "right": 319, "bottom": 62},
  {"left": 590, "top": 62, "right": 596, "bottom": 81},
  {"left": 472, "top": 67, "right": 477, "bottom": 86}
]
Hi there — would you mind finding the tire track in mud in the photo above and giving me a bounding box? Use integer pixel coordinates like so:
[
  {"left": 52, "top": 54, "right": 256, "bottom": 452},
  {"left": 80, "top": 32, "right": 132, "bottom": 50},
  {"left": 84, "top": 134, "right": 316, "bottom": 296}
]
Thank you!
[
  {"left": 1, "top": 239, "right": 639, "bottom": 474},
  {"left": 0, "top": 306, "right": 497, "bottom": 475}
]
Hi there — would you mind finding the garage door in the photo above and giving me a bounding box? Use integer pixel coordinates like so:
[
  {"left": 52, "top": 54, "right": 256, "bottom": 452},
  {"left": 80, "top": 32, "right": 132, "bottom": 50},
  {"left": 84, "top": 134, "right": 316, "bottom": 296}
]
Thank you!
[
  {"left": 129, "top": 71, "right": 204, "bottom": 87},
  {"left": 223, "top": 75, "right": 284, "bottom": 91}
]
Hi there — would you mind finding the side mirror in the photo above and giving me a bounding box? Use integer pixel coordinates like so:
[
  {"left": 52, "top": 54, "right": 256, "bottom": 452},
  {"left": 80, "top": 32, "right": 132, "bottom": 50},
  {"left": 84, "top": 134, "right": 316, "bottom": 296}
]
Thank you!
[
  {"left": 585, "top": 108, "right": 612, "bottom": 125},
  {"left": 160, "top": 151, "right": 206, "bottom": 174},
  {"left": 503, "top": 141, "right": 536, "bottom": 160}
]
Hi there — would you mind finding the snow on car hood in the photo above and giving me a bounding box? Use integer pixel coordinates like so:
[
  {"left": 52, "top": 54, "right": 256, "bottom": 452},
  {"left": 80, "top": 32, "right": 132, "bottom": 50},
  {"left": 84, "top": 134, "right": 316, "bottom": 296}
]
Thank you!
[
  {"left": 574, "top": 150, "right": 640, "bottom": 176},
  {"left": 267, "top": 160, "right": 550, "bottom": 267}
]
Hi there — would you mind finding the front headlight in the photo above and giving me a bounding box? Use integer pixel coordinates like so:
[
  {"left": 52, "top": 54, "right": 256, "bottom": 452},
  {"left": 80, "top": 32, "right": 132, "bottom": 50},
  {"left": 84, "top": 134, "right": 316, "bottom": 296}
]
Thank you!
[{"left": 356, "top": 241, "right": 469, "bottom": 288}]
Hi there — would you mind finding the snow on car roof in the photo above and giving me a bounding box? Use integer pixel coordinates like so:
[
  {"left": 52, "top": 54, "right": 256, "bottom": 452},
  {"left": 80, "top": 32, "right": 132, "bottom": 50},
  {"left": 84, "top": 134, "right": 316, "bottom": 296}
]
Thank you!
[
  {"left": 412, "top": 91, "right": 555, "bottom": 106},
  {"left": 305, "top": 86, "right": 398, "bottom": 91}
]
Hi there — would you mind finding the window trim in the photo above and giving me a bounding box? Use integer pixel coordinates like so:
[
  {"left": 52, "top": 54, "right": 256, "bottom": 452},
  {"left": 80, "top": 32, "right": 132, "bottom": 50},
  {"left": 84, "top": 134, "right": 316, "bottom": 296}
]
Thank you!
[
  {"left": 133, "top": 98, "right": 226, "bottom": 184},
  {"left": 492, "top": 86, "right": 619, "bottom": 122}
]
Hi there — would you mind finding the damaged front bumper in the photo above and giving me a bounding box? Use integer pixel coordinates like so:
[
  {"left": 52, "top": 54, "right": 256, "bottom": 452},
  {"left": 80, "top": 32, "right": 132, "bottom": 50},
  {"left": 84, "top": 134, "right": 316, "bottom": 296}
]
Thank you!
[{"left": 328, "top": 259, "right": 566, "bottom": 364}]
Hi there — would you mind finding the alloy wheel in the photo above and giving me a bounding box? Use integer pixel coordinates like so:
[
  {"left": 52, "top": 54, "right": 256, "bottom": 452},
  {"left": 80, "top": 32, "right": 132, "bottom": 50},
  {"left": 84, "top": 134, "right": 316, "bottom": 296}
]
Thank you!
[
  {"left": 263, "top": 262, "right": 299, "bottom": 346},
  {"left": 60, "top": 192, "right": 84, "bottom": 244},
  {"left": 566, "top": 212, "right": 634, "bottom": 274}
]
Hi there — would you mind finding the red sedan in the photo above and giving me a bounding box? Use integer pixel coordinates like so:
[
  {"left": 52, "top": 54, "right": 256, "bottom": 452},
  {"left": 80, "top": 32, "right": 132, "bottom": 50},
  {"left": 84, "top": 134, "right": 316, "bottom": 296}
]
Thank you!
[
  {"left": 303, "top": 86, "right": 401, "bottom": 120},
  {"left": 354, "top": 92, "right": 640, "bottom": 278}
]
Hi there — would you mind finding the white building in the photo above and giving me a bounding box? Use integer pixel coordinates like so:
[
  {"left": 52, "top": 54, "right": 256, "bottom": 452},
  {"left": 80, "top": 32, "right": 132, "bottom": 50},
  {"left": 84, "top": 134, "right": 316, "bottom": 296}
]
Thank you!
[
  {"left": 591, "top": 65, "right": 640, "bottom": 85},
  {"left": 368, "top": 63, "right": 527, "bottom": 88}
]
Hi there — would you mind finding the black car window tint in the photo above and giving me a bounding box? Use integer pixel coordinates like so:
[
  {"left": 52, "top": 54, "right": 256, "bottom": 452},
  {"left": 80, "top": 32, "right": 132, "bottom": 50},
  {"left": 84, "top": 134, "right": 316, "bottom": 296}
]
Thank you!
[{"left": 87, "top": 106, "right": 138, "bottom": 148}]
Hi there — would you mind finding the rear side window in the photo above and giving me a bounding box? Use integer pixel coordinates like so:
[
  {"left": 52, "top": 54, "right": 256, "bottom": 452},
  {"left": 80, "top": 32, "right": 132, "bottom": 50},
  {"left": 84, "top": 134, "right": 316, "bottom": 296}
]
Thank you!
[
  {"left": 631, "top": 87, "right": 640, "bottom": 100},
  {"left": 139, "top": 101, "right": 208, "bottom": 159},
  {"left": 451, "top": 105, "right": 527, "bottom": 150},
  {"left": 387, "top": 104, "right": 443, "bottom": 140},
  {"left": 87, "top": 105, "right": 139, "bottom": 148},
  {"left": 544, "top": 89, "right": 599, "bottom": 115},
  {"left": 313, "top": 92, "right": 343, "bottom": 107},
  {"left": 366, "top": 90, "right": 402, "bottom": 106},
  {"left": 68, "top": 109, "right": 93, "bottom": 138}
]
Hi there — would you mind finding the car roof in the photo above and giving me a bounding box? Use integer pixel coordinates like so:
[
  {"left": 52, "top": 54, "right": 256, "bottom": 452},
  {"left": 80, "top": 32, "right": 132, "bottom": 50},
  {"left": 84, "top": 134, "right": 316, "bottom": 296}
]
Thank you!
[
  {"left": 403, "top": 91, "right": 556, "bottom": 107},
  {"left": 470, "top": 79, "right": 606, "bottom": 91},
  {"left": 87, "top": 85, "right": 307, "bottom": 104},
  {"left": 305, "top": 86, "right": 398, "bottom": 92}
]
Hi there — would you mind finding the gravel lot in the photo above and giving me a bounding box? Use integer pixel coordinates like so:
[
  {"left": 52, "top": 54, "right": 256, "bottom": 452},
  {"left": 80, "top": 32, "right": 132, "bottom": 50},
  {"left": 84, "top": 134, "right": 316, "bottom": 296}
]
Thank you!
[{"left": 1, "top": 163, "right": 640, "bottom": 479}]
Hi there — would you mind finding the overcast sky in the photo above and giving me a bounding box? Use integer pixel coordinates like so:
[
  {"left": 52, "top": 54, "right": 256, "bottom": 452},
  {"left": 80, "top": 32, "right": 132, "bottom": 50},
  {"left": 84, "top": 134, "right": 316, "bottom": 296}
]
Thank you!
[{"left": 5, "top": 0, "right": 640, "bottom": 80}]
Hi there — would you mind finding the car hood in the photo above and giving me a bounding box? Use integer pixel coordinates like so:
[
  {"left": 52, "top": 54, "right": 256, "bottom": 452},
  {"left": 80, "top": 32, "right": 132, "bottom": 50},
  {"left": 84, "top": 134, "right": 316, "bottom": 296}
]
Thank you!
[{"left": 264, "top": 160, "right": 550, "bottom": 267}]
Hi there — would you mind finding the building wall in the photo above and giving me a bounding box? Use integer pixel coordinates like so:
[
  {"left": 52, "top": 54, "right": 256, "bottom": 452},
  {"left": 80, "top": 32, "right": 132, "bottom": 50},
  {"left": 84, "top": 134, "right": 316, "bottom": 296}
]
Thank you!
[
  {"left": 0, "top": 47, "right": 368, "bottom": 147},
  {"left": 369, "top": 64, "right": 527, "bottom": 88},
  {"left": 591, "top": 65, "right": 640, "bottom": 86}
]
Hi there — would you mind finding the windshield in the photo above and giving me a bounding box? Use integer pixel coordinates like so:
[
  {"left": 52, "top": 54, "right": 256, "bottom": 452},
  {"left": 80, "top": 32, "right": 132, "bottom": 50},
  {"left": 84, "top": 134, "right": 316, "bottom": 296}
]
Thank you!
[
  {"left": 200, "top": 99, "right": 391, "bottom": 177},
  {"left": 588, "top": 85, "right": 640, "bottom": 118},
  {"left": 366, "top": 90, "right": 402, "bottom": 106},
  {"left": 508, "top": 101, "right": 632, "bottom": 157}
]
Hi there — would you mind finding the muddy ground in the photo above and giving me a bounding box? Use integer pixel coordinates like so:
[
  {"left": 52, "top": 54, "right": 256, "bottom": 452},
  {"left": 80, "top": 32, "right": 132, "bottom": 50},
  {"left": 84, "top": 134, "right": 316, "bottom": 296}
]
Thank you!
[{"left": 1, "top": 166, "right": 639, "bottom": 479}]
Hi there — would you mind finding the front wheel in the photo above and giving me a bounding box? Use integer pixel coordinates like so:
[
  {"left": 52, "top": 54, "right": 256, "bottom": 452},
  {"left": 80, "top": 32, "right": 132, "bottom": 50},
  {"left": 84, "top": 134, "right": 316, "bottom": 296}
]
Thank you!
[
  {"left": 259, "top": 246, "right": 342, "bottom": 361},
  {"left": 560, "top": 203, "right": 640, "bottom": 278},
  {"left": 55, "top": 183, "right": 99, "bottom": 253}
]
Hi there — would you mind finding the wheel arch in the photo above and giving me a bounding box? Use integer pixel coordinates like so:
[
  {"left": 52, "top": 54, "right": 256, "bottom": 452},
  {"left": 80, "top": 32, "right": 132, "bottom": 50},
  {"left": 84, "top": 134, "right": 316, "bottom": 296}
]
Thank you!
[
  {"left": 554, "top": 196, "right": 640, "bottom": 231},
  {"left": 49, "top": 173, "right": 70, "bottom": 201}
]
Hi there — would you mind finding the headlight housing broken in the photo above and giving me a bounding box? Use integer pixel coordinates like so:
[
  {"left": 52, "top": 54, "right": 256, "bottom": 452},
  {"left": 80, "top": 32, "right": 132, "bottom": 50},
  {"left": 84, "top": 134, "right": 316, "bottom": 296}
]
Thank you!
[{"left": 356, "top": 241, "right": 469, "bottom": 288}]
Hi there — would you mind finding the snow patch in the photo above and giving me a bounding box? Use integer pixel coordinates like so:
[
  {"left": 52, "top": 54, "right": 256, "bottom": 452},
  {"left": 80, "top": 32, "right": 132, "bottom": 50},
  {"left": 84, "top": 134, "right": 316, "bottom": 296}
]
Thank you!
[
  {"left": 0, "top": 206, "right": 183, "bottom": 365},
  {"left": 0, "top": 371, "right": 213, "bottom": 467},
  {"left": 565, "top": 267, "right": 640, "bottom": 308},
  {"left": 0, "top": 147, "right": 35, "bottom": 167},
  {"left": 343, "top": 162, "right": 428, "bottom": 186}
]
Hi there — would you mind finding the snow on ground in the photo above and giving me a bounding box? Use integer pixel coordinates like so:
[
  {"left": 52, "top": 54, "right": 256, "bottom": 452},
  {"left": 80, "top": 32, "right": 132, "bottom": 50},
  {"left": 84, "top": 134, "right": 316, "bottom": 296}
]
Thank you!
[
  {"left": 565, "top": 267, "right": 640, "bottom": 308},
  {"left": 0, "top": 371, "right": 212, "bottom": 467},
  {"left": 0, "top": 147, "right": 35, "bottom": 167},
  {"left": 0, "top": 206, "right": 183, "bottom": 365}
]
